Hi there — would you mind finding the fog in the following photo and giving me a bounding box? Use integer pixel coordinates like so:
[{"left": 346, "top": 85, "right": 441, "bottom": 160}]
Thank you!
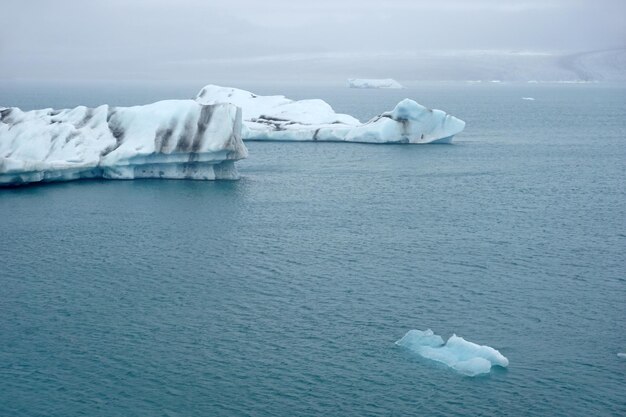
[{"left": 1, "top": 0, "right": 625, "bottom": 82}]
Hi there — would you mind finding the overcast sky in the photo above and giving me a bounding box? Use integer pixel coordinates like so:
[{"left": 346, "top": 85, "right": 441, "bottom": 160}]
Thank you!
[{"left": 1, "top": 0, "right": 624, "bottom": 81}]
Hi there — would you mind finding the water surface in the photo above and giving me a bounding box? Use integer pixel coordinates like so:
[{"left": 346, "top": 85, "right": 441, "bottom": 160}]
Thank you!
[{"left": 1, "top": 82, "right": 625, "bottom": 416}]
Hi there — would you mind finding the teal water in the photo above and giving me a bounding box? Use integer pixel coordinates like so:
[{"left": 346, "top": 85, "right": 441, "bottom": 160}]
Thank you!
[{"left": 1, "top": 83, "right": 625, "bottom": 416}]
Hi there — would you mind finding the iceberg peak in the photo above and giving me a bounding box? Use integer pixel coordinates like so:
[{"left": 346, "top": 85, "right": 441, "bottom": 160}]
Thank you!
[{"left": 389, "top": 99, "right": 427, "bottom": 121}]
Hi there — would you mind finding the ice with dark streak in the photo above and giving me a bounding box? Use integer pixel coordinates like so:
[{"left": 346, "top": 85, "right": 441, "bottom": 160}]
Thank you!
[
  {"left": 195, "top": 85, "right": 465, "bottom": 144},
  {"left": 0, "top": 100, "right": 247, "bottom": 186}
]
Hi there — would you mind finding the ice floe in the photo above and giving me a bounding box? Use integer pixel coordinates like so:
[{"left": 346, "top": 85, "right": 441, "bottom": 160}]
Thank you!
[
  {"left": 347, "top": 78, "right": 404, "bottom": 89},
  {"left": 395, "top": 329, "right": 509, "bottom": 376}
]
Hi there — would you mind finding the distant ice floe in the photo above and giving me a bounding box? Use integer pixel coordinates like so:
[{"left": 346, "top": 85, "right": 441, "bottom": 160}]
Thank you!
[
  {"left": 196, "top": 85, "right": 464, "bottom": 144},
  {"left": 527, "top": 80, "right": 599, "bottom": 84},
  {"left": 395, "top": 329, "right": 509, "bottom": 376},
  {"left": 0, "top": 101, "right": 247, "bottom": 186},
  {"left": 618, "top": 353, "right": 626, "bottom": 359},
  {"left": 556, "top": 80, "right": 598, "bottom": 84},
  {"left": 347, "top": 78, "right": 404, "bottom": 89},
  {"left": 521, "top": 97, "right": 536, "bottom": 100}
]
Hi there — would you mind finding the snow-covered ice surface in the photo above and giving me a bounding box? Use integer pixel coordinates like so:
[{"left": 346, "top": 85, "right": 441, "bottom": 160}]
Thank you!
[
  {"left": 196, "top": 84, "right": 360, "bottom": 142},
  {"left": 0, "top": 100, "right": 247, "bottom": 186},
  {"left": 395, "top": 329, "right": 509, "bottom": 376},
  {"left": 347, "top": 78, "right": 404, "bottom": 89},
  {"left": 196, "top": 85, "right": 464, "bottom": 144}
]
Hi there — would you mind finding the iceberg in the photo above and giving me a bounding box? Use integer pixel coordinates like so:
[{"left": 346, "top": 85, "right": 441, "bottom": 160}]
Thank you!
[
  {"left": 395, "top": 329, "right": 509, "bottom": 376},
  {"left": 343, "top": 99, "right": 464, "bottom": 144},
  {"left": 196, "top": 85, "right": 464, "bottom": 144},
  {"left": 348, "top": 78, "right": 404, "bottom": 89},
  {"left": 521, "top": 97, "right": 536, "bottom": 101},
  {"left": 618, "top": 353, "right": 626, "bottom": 359},
  {"left": 0, "top": 100, "right": 247, "bottom": 186}
]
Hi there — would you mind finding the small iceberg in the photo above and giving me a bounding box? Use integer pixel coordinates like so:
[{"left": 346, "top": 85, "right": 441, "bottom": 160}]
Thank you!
[
  {"left": 618, "top": 352, "right": 626, "bottom": 359},
  {"left": 395, "top": 329, "right": 509, "bottom": 376},
  {"left": 521, "top": 97, "right": 536, "bottom": 101},
  {"left": 347, "top": 78, "right": 404, "bottom": 89}
]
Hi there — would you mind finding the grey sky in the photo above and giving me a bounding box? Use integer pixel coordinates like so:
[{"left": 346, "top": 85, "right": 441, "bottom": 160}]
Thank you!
[{"left": 1, "top": 0, "right": 624, "bottom": 81}]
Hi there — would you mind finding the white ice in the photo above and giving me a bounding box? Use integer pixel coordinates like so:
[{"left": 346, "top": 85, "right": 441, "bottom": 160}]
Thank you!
[
  {"left": 196, "top": 85, "right": 464, "bottom": 144},
  {"left": 0, "top": 100, "right": 247, "bottom": 186},
  {"left": 343, "top": 99, "right": 465, "bottom": 144},
  {"left": 618, "top": 353, "right": 626, "bottom": 359},
  {"left": 395, "top": 329, "right": 509, "bottom": 376},
  {"left": 521, "top": 97, "right": 536, "bottom": 100},
  {"left": 347, "top": 78, "right": 404, "bottom": 89}
]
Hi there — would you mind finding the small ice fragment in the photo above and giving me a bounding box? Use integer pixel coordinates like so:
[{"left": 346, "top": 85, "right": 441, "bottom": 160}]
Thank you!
[{"left": 396, "top": 329, "right": 508, "bottom": 376}]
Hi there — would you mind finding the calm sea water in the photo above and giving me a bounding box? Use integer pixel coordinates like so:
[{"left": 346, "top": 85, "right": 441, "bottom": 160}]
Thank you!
[{"left": 1, "top": 82, "right": 625, "bottom": 416}]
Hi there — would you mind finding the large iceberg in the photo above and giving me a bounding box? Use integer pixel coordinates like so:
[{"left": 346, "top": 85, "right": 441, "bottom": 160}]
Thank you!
[
  {"left": 348, "top": 78, "right": 404, "bottom": 89},
  {"left": 395, "top": 329, "right": 509, "bottom": 376},
  {"left": 196, "top": 85, "right": 464, "bottom": 144},
  {"left": 0, "top": 100, "right": 247, "bottom": 186}
]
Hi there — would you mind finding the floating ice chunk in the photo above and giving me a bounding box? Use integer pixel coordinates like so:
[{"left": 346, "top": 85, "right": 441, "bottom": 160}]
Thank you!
[
  {"left": 0, "top": 100, "right": 247, "bottom": 186},
  {"left": 521, "top": 97, "right": 536, "bottom": 100},
  {"left": 196, "top": 85, "right": 464, "bottom": 144},
  {"left": 347, "top": 78, "right": 404, "bottom": 89},
  {"left": 618, "top": 353, "right": 626, "bottom": 359},
  {"left": 395, "top": 329, "right": 509, "bottom": 376}
]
